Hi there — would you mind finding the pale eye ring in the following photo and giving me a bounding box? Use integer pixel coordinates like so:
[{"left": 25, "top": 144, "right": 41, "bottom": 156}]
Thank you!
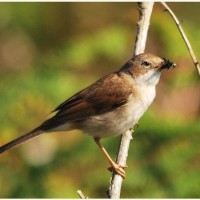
[{"left": 141, "top": 61, "right": 151, "bottom": 68}]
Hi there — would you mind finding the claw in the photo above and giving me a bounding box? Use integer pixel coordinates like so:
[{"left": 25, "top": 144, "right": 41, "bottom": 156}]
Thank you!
[
  {"left": 134, "top": 122, "right": 139, "bottom": 128},
  {"left": 130, "top": 122, "right": 139, "bottom": 133},
  {"left": 108, "top": 163, "right": 128, "bottom": 179}
]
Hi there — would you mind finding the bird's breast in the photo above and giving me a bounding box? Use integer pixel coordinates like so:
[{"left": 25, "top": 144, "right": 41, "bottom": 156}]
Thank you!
[
  {"left": 136, "top": 84, "right": 156, "bottom": 109},
  {"left": 81, "top": 85, "right": 156, "bottom": 138},
  {"left": 127, "top": 84, "right": 156, "bottom": 121}
]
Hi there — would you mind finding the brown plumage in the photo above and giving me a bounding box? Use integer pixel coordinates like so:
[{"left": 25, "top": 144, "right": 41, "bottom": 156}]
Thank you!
[
  {"left": 40, "top": 73, "right": 133, "bottom": 131},
  {"left": 0, "top": 53, "right": 176, "bottom": 178}
]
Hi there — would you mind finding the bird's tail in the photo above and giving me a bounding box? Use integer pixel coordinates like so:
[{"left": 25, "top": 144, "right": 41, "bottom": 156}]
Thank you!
[{"left": 0, "top": 128, "right": 44, "bottom": 154}]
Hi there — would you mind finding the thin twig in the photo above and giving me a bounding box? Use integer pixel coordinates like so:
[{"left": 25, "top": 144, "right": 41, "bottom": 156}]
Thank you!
[
  {"left": 161, "top": 2, "right": 200, "bottom": 77},
  {"left": 77, "top": 190, "right": 88, "bottom": 199},
  {"left": 108, "top": 2, "right": 154, "bottom": 199}
]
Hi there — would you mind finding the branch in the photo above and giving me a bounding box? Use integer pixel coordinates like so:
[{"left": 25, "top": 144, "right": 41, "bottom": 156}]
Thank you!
[
  {"left": 134, "top": 2, "right": 154, "bottom": 55},
  {"left": 77, "top": 190, "right": 88, "bottom": 199},
  {"left": 107, "top": 2, "right": 154, "bottom": 199},
  {"left": 161, "top": 2, "right": 200, "bottom": 77}
]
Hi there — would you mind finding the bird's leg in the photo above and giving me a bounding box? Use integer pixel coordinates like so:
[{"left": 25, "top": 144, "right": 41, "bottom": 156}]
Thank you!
[{"left": 94, "top": 137, "right": 127, "bottom": 179}]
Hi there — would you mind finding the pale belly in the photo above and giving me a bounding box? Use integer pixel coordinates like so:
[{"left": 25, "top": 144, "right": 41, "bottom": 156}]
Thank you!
[
  {"left": 50, "top": 85, "right": 156, "bottom": 138},
  {"left": 81, "top": 105, "right": 145, "bottom": 138},
  {"left": 81, "top": 87, "right": 156, "bottom": 138}
]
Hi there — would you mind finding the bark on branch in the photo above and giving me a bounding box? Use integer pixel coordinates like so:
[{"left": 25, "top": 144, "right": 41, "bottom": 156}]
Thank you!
[{"left": 107, "top": 2, "right": 154, "bottom": 199}]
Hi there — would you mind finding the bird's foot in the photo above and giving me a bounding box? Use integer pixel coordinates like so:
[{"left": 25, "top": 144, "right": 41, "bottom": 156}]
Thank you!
[
  {"left": 108, "top": 163, "right": 128, "bottom": 179},
  {"left": 134, "top": 122, "right": 139, "bottom": 128},
  {"left": 130, "top": 122, "right": 139, "bottom": 133}
]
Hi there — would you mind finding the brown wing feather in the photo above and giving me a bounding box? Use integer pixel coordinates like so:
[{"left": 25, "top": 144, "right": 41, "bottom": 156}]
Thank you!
[{"left": 39, "top": 72, "right": 132, "bottom": 131}]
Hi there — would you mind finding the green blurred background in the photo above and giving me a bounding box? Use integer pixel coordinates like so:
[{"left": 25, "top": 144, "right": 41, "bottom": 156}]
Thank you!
[{"left": 0, "top": 2, "right": 199, "bottom": 198}]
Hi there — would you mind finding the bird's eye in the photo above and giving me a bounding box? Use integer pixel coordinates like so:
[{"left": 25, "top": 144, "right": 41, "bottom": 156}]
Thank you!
[{"left": 141, "top": 61, "right": 151, "bottom": 68}]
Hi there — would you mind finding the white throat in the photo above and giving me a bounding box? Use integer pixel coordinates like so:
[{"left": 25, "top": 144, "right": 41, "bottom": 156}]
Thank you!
[{"left": 135, "top": 70, "right": 161, "bottom": 86}]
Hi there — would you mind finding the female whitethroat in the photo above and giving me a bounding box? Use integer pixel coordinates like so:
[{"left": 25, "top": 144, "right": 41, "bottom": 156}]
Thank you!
[{"left": 0, "top": 53, "right": 176, "bottom": 178}]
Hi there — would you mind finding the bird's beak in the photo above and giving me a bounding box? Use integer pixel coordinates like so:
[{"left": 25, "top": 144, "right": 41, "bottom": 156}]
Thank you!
[{"left": 161, "top": 58, "right": 176, "bottom": 70}]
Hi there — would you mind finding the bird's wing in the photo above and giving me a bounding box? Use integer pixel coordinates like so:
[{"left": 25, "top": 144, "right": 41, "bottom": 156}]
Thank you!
[{"left": 39, "top": 73, "right": 133, "bottom": 131}]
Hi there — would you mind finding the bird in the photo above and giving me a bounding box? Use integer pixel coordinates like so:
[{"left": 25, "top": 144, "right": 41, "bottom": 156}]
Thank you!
[{"left": 0, "top": 53, "right": 176, "bottom": 178}]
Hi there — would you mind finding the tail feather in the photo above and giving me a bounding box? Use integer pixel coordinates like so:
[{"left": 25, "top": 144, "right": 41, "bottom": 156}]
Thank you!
[{"left": 0, "top": 129, "right": 44, "bottom": 154}]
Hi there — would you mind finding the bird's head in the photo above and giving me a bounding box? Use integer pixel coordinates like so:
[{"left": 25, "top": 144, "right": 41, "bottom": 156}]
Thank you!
[{"left": 121, "top": 53, "right": 176, "bottom": 85}]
